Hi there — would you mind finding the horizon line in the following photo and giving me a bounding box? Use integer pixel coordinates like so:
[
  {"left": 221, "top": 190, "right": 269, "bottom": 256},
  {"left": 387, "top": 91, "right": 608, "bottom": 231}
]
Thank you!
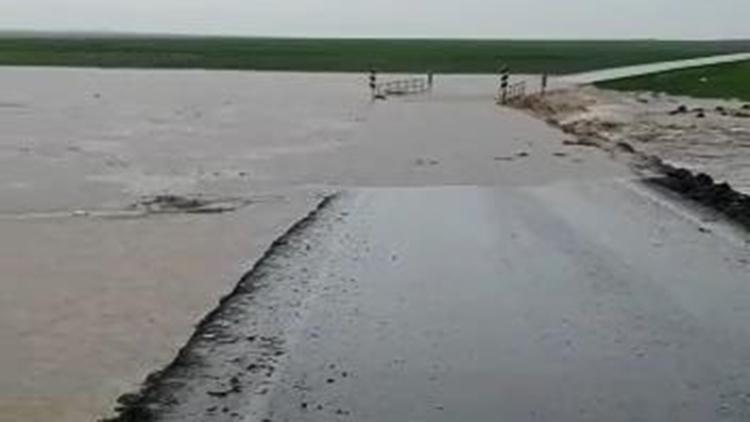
[{"left": 1, "top": 29, "right": 749, "bottom": 43}]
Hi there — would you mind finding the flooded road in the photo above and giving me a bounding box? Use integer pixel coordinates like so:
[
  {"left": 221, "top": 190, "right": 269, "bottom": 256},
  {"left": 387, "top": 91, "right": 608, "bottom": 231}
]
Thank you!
[
  {"left": 101, "top": 71, "right": 750, "bottom": 421},
  {"left": 3, "top": 66, "right": 749, "bottom": 422},
  {"left": 0, "top": 68, "right": 619, "bottom": 421},
  {"left": 129, "top": 183, "right": 750, "bottom": 421}
]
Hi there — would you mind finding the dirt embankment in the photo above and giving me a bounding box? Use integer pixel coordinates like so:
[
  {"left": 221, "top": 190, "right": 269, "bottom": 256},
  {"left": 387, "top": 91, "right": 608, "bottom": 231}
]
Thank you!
[{"left": 514, "top": 87, "right": 750, "bottom": 229}]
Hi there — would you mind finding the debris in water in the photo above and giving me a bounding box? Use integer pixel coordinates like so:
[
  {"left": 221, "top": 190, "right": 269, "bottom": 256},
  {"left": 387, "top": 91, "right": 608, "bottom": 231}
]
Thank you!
[
  {"left": 615, "top": 142, "right": 636, "bottom": 153},
  {"left": 131, "top": 195, "right": 250, "bottom": 214},
  {"left": 562, "top": 138, "right": 599, "bottom": 147},
  {"left": 414, "top": 158, "right": 439, "bottom": 166},
  {"left": 669, "top": 105, "right": 688, "bottom": 115},
  {"left": 207, "top": 388, "right": 233, "bottom": 398}
]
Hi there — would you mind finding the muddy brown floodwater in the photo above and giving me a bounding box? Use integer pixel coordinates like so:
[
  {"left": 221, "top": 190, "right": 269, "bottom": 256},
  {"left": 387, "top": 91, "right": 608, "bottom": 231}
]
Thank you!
[
  {"left": 0, "top": 68, "right": 362, "bottom": 422},
  {"left": 1, "top": 68, "right": 621, "bottom": 421}
]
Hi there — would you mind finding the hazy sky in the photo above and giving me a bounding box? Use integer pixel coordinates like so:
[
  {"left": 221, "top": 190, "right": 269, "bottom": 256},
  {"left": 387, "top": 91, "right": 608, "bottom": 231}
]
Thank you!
[{"left": 0, "top": 0, "right": 748, "bottom": 39}]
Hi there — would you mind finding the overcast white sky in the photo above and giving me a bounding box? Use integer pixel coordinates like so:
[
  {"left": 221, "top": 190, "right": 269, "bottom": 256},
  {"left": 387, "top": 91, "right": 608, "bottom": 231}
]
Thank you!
[{"left": 0, "top": 0, "right": 748, "bottom": 39}]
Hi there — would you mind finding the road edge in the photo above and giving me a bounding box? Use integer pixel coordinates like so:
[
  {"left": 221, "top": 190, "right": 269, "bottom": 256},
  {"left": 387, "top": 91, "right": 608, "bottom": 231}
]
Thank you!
[{"left": 101, "top": 192, "right": 341, "bottom": 422}]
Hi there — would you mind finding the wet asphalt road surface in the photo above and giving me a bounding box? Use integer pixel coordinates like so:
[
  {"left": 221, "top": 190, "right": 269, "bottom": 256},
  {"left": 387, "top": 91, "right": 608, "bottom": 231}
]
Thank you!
[{"left": 140, "top": 181, "right": 750, "bottom": 422}]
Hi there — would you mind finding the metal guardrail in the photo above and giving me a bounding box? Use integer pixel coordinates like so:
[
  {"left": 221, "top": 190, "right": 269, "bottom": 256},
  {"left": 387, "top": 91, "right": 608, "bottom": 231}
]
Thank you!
[
  {"left": 498, "top": 81, "right": 527, "bottom": 104},
  {"left": 375, "top": 77, "right": 431, "bottom": 97},
  {"left": 507, "top": 81, "right": 527, "bottom": 101}
]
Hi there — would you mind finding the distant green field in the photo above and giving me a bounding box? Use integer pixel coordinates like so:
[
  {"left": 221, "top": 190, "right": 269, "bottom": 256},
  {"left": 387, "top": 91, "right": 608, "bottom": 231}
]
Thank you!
[
  {"left": 597, "top": 60, "right": 750, "bottom": 101},
  {"left": 0, "top": 36, "right": 749, "bottom": 74}
]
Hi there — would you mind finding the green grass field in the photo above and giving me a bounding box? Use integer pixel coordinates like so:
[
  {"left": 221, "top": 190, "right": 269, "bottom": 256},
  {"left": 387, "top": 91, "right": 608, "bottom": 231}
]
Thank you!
[
  {"left": 597, "top": 60, "right": 750, "bottom": 101},
  {"left": 0, "top": 35, "right": 749, "bottom": 74}
]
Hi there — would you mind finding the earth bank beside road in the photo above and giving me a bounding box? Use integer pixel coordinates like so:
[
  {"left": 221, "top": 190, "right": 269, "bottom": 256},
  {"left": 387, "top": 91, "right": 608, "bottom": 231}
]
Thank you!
[{"left": 515, "top": 85, "right": 750, "bottom": 228}]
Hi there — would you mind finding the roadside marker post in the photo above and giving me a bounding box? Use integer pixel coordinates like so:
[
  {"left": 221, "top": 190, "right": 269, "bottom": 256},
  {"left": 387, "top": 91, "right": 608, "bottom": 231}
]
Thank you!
[
  {"left": 427, "top": 70, "right": 434, "bottom": 90},
  {"left": 369, "top": 68, "right": 378, "bottom": 99},
  {"left": 541, "top": 72, "right": 549, "bottom": 96},
  {"left": 500, "top": 65, "right": 510, "bottom": 104}
]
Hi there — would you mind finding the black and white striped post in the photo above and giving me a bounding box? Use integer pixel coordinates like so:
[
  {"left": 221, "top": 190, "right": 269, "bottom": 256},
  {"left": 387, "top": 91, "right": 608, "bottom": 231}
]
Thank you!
[
  {"left": 500, "top": 65, "right": 510, "bottom": 104},
  {"left": 369, "top": 67, "right": 378, "bottom": 99}
]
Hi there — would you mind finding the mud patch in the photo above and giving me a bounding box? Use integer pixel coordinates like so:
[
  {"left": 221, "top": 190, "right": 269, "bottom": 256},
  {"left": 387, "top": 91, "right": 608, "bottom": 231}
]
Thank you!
[{"left": 647, "top": 165, "right": 750, "bottom": 228}]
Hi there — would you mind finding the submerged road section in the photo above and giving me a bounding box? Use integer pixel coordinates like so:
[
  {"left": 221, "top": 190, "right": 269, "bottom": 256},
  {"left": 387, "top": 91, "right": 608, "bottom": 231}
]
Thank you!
[{"left": 122, "top": 181, "right": 750, "bottom": 422}]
